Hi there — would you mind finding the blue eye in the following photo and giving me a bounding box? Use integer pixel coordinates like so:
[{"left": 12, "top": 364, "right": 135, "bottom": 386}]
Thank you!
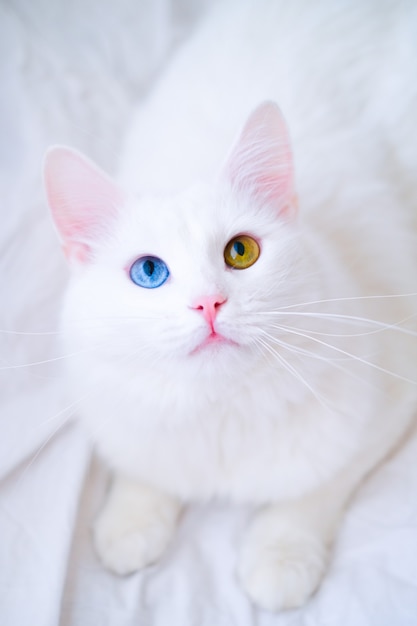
[{"left": 129, "top": 256, "right": 170, "bottom": 289}]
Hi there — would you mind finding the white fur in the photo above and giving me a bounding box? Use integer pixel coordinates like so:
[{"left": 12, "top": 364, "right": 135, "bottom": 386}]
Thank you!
[
  {"left": 51, "top": 0, "right": 417, "bottom": 611},
  {"left": 93, "top": 475, "right": 181, "bottom": 575}
]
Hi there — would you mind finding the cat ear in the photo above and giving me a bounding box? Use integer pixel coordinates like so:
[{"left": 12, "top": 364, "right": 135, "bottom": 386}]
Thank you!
[
  {"left": 222, "top": 101, "right": 295, "bottom": 217},
  {"left": 43, "top": 146, "right": 125, "bottom": 264}
]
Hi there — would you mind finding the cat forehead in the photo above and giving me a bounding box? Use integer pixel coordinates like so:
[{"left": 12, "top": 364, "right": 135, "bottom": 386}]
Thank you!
[{"left": 116, "top": 183, "right": 260, "bottom": 252}]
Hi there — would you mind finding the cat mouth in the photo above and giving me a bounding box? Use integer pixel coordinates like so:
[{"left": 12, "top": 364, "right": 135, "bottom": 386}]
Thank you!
[{"left": 191, "top": 331, "right": 237, "bottom": 355}]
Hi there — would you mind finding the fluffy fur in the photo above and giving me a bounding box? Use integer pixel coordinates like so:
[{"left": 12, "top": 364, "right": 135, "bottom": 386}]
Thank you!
[{"left": 44, "top": 0, "right": 417, "bottom": 611}]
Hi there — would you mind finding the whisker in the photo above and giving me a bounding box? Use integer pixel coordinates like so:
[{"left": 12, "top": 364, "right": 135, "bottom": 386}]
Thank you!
[
  {"left": 268, "top": 322, "right": 417, "bottom": 385},
  {"left": 36, "top": 392, "right": 92, "bottom": 430},
  {"left": 0, "top": 313, "right": 167, "bottom": 337},
  {"left": 65, "top": 313, "right": 167, "bottom": 324},
  {"left": 255, "top": 335, "right": 333, "bottom": 411},
  {"left": 16, "top": 410, "right": 76, "bottom": 490},
  {"left": 258, "top": 328, "right": 380, "bottom": 392},
  {"left": 9, "top": 387, "right": 96, "bottom": 492},
  {"left": 266, "top": 314, "right": 417, "bottom": 339},
  {"left": 0, "top": 347, "right": 99, "bottom": 371},
  {"left": 273, "top": 292, "right": 417, "bottom": 311},
  {"left": 260, "top": 328, "right": 345, "bottom": 363},
  {"left": 256, "top": 310, "right": 417, "bottom": 338}
]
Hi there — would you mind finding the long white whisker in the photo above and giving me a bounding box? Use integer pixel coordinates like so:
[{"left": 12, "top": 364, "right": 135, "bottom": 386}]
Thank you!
[
  {"left": 0, "top": 347, "right": 100, "bottom": 371},
  {"left": 268, "top": 322, "right": 417, "bottom": 385},
  {"left": 16, "top": 411, "right": 76, "bottom": 489},
  {"left": 256, "top": 335, "right": 333, "bottom": 411},
  {"left": 259, "top": 328, "right": 379, "bottom": 391},
  {"left": 256, "top": 310, "right": 417, "bottom": 337},
  {"left": 11, "top": 387, "right": 97, "bottom": 492},
  {"left": 36, "top": 392, "right": 92, "bottom": 430},
  {"left": 260, "top": 328, "right": 344, "bottom": 363},
  {"left": 274, "top": 292, "right": 417, "bottom": 311},
  {"left": 268, "top": 314, "right": 417, "bottom": 339},
  {"left": 0, "top": 313, "right": 167, "bottom": 337}
]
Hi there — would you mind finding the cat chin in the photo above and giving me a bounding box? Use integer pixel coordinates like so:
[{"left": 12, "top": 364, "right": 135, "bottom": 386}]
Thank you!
[{"left": 190, "top": 331, "right": 238, "bottom": 356}]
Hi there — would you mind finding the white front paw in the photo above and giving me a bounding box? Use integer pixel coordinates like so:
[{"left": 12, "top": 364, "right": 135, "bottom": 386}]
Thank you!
[
  {"left": 93, "top": 481, "right": 180, "bottom": 576},
  {"left": 238, "top": 522, "right": 328, "bottom": 611}
]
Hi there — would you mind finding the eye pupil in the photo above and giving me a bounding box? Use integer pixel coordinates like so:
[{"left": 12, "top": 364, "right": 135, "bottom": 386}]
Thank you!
[
  {"left": 144, "top": 260, "right": 155, "bottom": 276},
  {"left": 234, "top": 241, "right": 245, "bottom": 256}
]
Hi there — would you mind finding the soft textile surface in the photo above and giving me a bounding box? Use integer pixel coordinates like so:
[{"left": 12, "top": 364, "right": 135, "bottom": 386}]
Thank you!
[{"left": 1, "top": 2, "right": 417, "bottom": 625}]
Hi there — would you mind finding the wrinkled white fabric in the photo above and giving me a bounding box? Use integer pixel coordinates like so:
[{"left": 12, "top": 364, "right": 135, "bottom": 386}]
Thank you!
[{"left": 2, "top": 412, "right": 417, "bottom": 626}]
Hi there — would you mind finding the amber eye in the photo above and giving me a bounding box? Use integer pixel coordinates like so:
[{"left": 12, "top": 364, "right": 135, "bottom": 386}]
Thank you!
[{"left": 224, "top": 235, "right": 260, "bottom": 270}]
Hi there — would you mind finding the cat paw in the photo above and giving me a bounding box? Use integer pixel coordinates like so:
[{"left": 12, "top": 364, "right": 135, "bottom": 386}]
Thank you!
[
  {"left": 93, "top": 482, "right": 180, "bottom": 576},
  {"left": 237, "top": 521, "right": 328, "bottom": 611}
]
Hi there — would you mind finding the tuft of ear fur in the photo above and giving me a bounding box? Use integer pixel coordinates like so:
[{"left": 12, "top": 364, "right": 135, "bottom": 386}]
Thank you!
[
  {"left": 222, "top": 101, "right": 295, "bottom": 217},
  {"left": 43, "top": 146, "right": 125, "bottom": 263}
]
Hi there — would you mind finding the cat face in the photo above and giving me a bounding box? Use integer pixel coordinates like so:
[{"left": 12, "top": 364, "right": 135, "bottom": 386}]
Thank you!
[{"left": 44, "top": 103, "right": 306, "bottom": 372}]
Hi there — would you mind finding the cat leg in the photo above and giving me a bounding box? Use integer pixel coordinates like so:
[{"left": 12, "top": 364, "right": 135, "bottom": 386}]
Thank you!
[
  {"left": 93, "top": 474, "right": 181, "bottom": 575},
  {"left": 237, "top": 476, "right": 352, "bottom": 612},
  {"left": 237, "top": 414, "right": 415, "bottom": 611}
]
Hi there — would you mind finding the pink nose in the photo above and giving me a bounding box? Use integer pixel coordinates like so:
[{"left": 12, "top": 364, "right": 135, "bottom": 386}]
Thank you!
[{"left": 191, "top": 294, "right": 227, "bottom": 328}]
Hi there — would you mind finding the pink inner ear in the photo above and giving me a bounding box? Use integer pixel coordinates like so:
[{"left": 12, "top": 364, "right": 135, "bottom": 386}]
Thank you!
[
  {"left": 44, "top": 147, "right": 125, "bottom": 263},
  {"left": 62, "top": 242, "right": 90, "bottom": 264},
  {"left": 223, "top": 101, "right": 295, "bottom": 216}
]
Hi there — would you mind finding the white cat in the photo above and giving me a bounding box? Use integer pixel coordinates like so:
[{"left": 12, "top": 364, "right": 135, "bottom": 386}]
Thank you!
[{"left": 43, "top": 0, "right": 417, "bottom": 612}]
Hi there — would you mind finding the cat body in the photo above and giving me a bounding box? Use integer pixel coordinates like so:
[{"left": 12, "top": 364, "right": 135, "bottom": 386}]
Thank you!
[
  {"left": 45, "top": 0, "right": 417, "bottom": 611},
  {"left": 60, "top": 180, "right": 415, "bottom": 504}
]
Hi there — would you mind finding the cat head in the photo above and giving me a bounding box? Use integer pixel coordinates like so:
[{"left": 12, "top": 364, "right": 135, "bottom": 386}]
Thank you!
[{"left": 44, "top": 102, "right": 308, "bottom": 377}]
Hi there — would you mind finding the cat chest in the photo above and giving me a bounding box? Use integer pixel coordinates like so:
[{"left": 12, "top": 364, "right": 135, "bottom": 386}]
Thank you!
[{"left": 90, "top": 389, "right": 361, "bottom": 504}]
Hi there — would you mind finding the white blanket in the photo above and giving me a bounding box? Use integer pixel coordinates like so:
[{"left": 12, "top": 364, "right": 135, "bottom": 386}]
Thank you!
[{"left": 1, "top": 2, "right": 417, "bottom": 624}]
